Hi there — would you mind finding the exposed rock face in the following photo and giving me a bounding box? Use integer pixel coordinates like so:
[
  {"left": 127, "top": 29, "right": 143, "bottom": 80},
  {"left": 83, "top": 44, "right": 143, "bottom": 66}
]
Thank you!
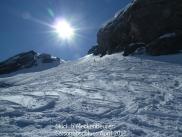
[
  {"left": 146, "top": 33, "right": 182, "bottom": 56},
  {"left": 87, "top": 45, "right": 106, "bottom": 56},
  {"left": 87, "top": 45, "right": 100, "bottom": 55},
  {"left": 0, "top": 51, "right": 61, "bottom": 75},
  {"left": 38, "top": 53, "right": 58, "bottom": 63},
  {"left": 89, "top": 0, "right": 182, "bottom": 56},
  {"left": 123, "top": 43, "right": 145, "bottom": 56}
]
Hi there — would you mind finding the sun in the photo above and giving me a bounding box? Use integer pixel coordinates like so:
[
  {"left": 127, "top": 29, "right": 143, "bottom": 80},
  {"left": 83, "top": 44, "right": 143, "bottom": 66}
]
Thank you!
[{"left": 53, "top": 19, "right": 75, "bottom": 40}]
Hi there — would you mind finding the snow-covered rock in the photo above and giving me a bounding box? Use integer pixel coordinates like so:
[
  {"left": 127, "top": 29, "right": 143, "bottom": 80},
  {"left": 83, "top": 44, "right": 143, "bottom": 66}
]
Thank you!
[{"left": 0, "top": 51, "right": 62, "bottom": 75}]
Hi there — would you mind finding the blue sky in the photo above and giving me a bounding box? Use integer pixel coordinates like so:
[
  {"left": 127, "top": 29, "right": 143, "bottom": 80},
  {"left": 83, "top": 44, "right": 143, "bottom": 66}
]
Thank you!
[{"left": 0, "top": 0, "right": 131, "bottom": 61}]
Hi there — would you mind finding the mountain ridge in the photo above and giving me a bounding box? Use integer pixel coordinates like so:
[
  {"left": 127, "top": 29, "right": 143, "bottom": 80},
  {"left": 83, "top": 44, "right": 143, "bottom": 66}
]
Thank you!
[{"left": 0, "top": 50, "right": 62, "bottom": 75}]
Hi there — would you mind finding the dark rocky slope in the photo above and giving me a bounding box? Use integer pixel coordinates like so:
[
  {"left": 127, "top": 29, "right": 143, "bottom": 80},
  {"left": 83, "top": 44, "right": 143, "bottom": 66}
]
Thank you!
[
  {"left": 0, "top": 51, "right": 61, "bottom": 75},
  {"left": 88, "top": 0, "right": 182, "bottom": 56}
]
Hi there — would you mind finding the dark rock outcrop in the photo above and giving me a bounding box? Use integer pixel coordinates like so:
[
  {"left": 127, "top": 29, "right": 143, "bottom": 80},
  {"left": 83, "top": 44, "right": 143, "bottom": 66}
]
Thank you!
[
  {"left": 146, "top": 33, "right": 182, "bottom": 56},
  {"left": 38, "top": 53, "right": 59, "bottom": 63},
  {"left": 88, "top": 0, "right": 182, "bottom": 56},
  {"left": 0, "top": 51, "right": 61, "bottom": 75},
  {"left": 0, "top": 51, "right": 37, "bottom": 74},
  {"left": 123, "top": 43, "right": 145, "bottom": 56},
  {"left": 88, "top": 45, "right": 109, "bottom": 57},
  {"left": 87, "top": 45, "right": 100, "bottom": 55}
]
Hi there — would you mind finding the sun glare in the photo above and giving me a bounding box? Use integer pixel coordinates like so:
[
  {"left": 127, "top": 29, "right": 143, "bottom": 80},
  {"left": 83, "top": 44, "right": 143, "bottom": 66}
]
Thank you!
[{"left": 54, "top": 20, "right": 75, "bottom": 40}]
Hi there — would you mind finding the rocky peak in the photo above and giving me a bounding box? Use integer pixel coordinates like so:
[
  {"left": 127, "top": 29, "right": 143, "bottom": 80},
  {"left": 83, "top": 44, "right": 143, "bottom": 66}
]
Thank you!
[{"left": 88, "top": 0, "right": 182, "bottom": 56}]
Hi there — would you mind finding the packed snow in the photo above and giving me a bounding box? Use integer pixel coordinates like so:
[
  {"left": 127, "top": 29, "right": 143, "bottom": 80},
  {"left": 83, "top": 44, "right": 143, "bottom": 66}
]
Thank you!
[{"left": 0, "top": 53, "right": 182, "bottom": 137}]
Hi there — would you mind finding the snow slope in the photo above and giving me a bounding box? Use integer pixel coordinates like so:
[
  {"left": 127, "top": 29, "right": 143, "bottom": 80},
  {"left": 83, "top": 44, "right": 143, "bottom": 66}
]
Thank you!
[{"left": 0, "top": 53, "right": 182, "bottom": 137}]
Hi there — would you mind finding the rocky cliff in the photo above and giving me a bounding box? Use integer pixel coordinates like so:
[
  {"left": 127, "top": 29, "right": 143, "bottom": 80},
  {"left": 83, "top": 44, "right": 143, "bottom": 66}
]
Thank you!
[{"left": 89, "top": 0, "right": 182, "bottom": 56}]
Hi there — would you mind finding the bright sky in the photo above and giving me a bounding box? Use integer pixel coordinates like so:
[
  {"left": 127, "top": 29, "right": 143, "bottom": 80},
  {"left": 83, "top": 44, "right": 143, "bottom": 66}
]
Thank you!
[{"left": 0, "top": 0, "right": 131, "bottom": 61}]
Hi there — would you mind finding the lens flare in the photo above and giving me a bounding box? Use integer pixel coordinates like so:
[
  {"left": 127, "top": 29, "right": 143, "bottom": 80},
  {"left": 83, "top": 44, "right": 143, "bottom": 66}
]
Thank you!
[{"left": 54, "top": 20, "right": 75, "bottom": 40}]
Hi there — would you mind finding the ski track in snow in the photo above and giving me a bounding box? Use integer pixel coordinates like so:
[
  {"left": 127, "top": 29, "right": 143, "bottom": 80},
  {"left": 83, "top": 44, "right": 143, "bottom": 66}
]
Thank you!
[{"left": 0, "top": 53, "right": 182, "bottom": 137}]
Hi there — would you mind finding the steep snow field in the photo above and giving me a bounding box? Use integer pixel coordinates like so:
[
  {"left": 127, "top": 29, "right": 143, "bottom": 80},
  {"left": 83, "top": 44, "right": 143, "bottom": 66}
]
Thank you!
[{"left": 0, "top": 53, "right": 182, "bottom": 137}]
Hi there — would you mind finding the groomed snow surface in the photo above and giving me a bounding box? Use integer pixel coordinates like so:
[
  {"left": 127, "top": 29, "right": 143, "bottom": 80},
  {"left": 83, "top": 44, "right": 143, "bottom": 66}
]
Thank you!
[{"left": 0, "top": 53, "right": 182, "bottom": 137}]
